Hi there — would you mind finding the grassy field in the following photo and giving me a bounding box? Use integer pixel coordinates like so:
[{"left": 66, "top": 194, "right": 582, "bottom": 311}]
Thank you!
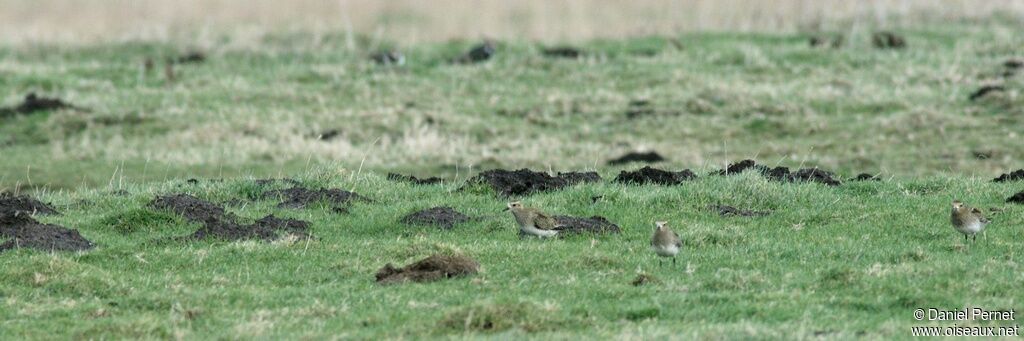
[
  {"left": 1, "top": 20, "right": 1023, "bottom": 192},
  {"left": 2, "top": 11, "right": 1024, "bottom": 340},
  {"left": 1, "top": 168, "right": 1023, "bottom": 339}
]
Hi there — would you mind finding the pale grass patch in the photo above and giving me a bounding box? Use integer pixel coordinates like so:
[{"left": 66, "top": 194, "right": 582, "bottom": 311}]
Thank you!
[{"left": 233, "top": 309, "right": 275, "bottom": 337}]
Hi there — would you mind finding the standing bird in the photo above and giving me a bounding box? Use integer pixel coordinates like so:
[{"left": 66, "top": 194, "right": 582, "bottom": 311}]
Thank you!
[
  {"left": 950, "top": 200, "right": 990, "bottom": 242},
  {"left": 651, "top": 221, "right": 682, "bottom": 266},
  {"left": 505, "top": 201, "right": 559, "bottom": 238}
]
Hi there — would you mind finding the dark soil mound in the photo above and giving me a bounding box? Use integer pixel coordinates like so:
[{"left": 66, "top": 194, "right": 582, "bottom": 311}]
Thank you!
[
  {"left": 468, "top": 169, "right": 568, "bottom": 197},
  {"left": 1007, "top": 191, "right": 1024, "bottom": 204},
  {"left": 149, "top": 194, "right": 310, "bottom": 242},
  {"left": 401, "top": 207, "right": 471, "bottom": 229},
  {"left": 541, "top": 46, "right": 583, "bottom": 58},
  {"left": 1006, "top": 59, "right": 1024, "bottom": 70},
  {"left": 872, "top": 31, "right": 906, "bottom": 49},
  {"left": 150, "top": 194, "right": 230, "bottom": 222},
  {"left": 556, "top": 171, "right": 602, "bottom": 185},
  {"left": 370, "top": 50, "right": 405, "bottom": 65},
  {"left": 993, "top": 169, "right": 1024, "bottom": 182},
  {"left": 615, "top": 166, "right": 696, "bottom": 185},
  {"left": 608, "top": 151, "right": 666, "bottom": 165},
  {"left": 0, "top": 93, "right": 84, "bottom": 117},
  {"left": 708, "top": 204, "right": 770, "bottom": 217},
  {"left": 788, "top": 168, "right": 842, "bottom": 186},
  {"left": 553, "top": 215, "right": 621, "bottom": 234},
  {"left": 969, "top": 85, "right": 1005, "bottom": 101},
  {"left": 388, "top": 173, "right": 443, "bottom": 185},
  {"left": 452, "top": 41, "right": 496, "bottom": 64},
  {"left": 0, "top": 193, "right": 59, "bottom": 215},
  {"left": 314, "top": 129, "right": 342, "bottom": 141},
  {"left": 713, "top": 159, "right": 771, "bottom": 176},
  {"left": 375, "top": 254, "right": 479, "bottom": 285},
  {"left": 0, "top": 212, "right": 93, "bottom": 252},
  {"left": 631, "top": 273, "right": 660, "bottom": 286},
  {"left": 809, "top": 34, "right": 844, "bottom": 48},
  {"left": 263, "top": 187, "right": 368, "bottom": 210},
  {"left": 190, "top": 214, "right": 310, "bottom": 241},
  {"left": 625, "top": 100, "right": 656, "bottom": 119},
  {"left": 849, "top": 173, "right": 881, "bottom": 181},
  {"left": 176, "top": 51, "right": 206, "bottom": 64}
]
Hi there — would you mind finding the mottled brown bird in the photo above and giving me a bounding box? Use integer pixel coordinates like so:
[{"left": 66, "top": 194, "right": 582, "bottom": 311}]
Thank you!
[
  {"left": 505, "top": 201, "right": 559, "bottom": 238},
  {"left": 651, "top": 221, "right": 682, "bottom": 266},
  {"left": 951, "top": 200, "right": 990, "bottom": 242}
]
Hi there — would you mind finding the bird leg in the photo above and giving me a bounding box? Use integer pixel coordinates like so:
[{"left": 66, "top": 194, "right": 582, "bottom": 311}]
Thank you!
[{"left": 672, "top": 257, "right": 677, "bottom": 267}]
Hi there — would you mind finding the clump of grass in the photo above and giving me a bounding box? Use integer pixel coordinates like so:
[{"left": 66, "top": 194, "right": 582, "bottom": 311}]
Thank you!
[{"left": 95, "top": 208, "right": 183, "bottom": 234}]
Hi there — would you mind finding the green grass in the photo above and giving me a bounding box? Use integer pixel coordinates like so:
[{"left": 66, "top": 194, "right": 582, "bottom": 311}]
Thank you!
[
  {"left": 1, "top": 20, "right": 1023, "bottom": 191},
  {"left": 2, "top": 18, "right": 1024, "bottom": 339},
  {"left": 1, "top": 168, "right": 1022, "bottom": 339}
]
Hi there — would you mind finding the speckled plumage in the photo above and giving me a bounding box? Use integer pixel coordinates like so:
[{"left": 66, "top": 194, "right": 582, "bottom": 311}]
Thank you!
[{"left": 951, "top": 200, "right": 990, "bottom": 242}]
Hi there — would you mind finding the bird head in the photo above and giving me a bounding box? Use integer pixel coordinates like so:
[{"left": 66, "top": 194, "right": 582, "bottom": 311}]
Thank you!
[
  {"left": 504, "top": 201, "right": 522, "bottom": 212},
  {"left": 951, "top": 200, "right": 964, "bottom": 211},
  {"left": 654, "top": 221, "right": 669, "bottom": 231}
]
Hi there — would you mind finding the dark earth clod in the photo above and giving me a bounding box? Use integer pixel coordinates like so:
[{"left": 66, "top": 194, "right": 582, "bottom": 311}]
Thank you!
[
  {"left": 263, "top": 187, "right": 368, "bottom": 210},
  {"left": 849, "top": 173, "right": 881, "bottom": 181},
  {"left": 401, "top": 207, "right": 471, "bottom": 229},
  {"left": 1005, "top": 58, "right": 1023, "bottom": 70},
  {"left": 0, "top": 192, "right": 59, "bottom": 216},
  {"left": 625, "top": 99, "right": 656, "bottom": 119},
  {"left": 556, "top": 171, "right": 602, "bottom": 185},
  {"left": 809, "top": 34, "right": 844, "bottom": 48},
  {"left": 467, "top": 169, "right": 575, "bottom": 197},
  {"left": 553, "top": 215, "right": 621, "bottom": 234},
  {"left": 608, "top": 151, "right": 666, "bottom": 165},
  {"left": 0, "top": 212, "right": 94, "bottom": 252},
  {"left": 149, "top": 194, "right": 310, "bottom": 242},
  {"left": 708, "top": 204, "right": 770, "bottom": 217},
  {"left": 631, "top": 273, "right": 660, "bottom": 286},
  {"left": 1007, "top": 191, "right": 1024, "bottom": 204},
  {"left": 452, "top": 41, "right": 496, "bottom": 64},
  {"left": 375, "top": 254, "right": 480, "bottom": 285},
  {"left": 788, "top": 168, "right": 842, "bottom": 186},
  {"left": 993, "top": 169, "right": 1024, "bottom": 182},
  {"left": 388, "top": 173, "right": 443, "bottom": 185},
  {"left": 541, "top": 46, "right": 583, "bottom": 58},
  {"left": 969, "top": 85, "right": 1005, "bottom": 101},
  {"left": 314, "top": 129, "right": 342, "bottom": 141},
  {"left": 0, "top": 93, "right": 86, "bottom": 117},
  {"left": 176, "top": 51, "right": 206, "bottom": 64},
  {"left": 872, "top": 31, "right": 906, "bottom": 49},
  {"left": 713, "top": 159, "right": 770, "bottom": 176},
  {"left": 615, "top": 166, "right": 696, "bottom": 186}
]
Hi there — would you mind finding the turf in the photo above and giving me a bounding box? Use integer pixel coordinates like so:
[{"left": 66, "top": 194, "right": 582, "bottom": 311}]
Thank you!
[
  {"left": 1, "top": 21, "right": 1023, "bottom": 191},
  {"left": 1, "top": 169, "right": 1022, "bottom": 339}
]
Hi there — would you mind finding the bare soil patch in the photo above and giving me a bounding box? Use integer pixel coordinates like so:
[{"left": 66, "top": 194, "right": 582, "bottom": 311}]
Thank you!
[
  {"left": 1007, "top": 191, "right": 1024, "bottom": 204},
  {"left": 608, "top": 151, "right": 665, "bottom": 165},
  {"left": 401, "top": 207, "right": 471, "bottom": 229},
  {"left": 468, "top": 169, "right": 595, "bottom": 197},
  {"left": 969, "top": 85, "right": 1005, "bottom": 101},
  {"left": 388, "top": 173, "right": 443, "bottom": 185},
  {"left": 552, "top": 215, "right": 621, "bottom": 235},
  {"left": 849, "top": 173, "right": 881, "bottom": 181},
  {"left": 541, "top": 46, "right": 583, "bottom": 58},
  {"left": 872, "top": 31, "right": 906, "bottom": 49},
  {"left": 0, "top": 192, "right": 59, "bottom": 216},
  {"left": 263, "top": 187, "right": 368, "bottom": 212},
  {"left": 0, "top": 211, "right": 92, "bottom": 252},
  {"left": 375, "top": 254, "right": 479, "bottom": 285},
  {"left": 176, "top": 51, "right": 206, "bottom": 64},
  {"left": 615, "top": 166, "right": 696, "bottom": 185},
  {"left": 452, "top": 41, "right": 496, "bottom": 64},
  {"left": 149, "top": 194, "right": 310, "bottom": 241},
  {"left": 993, "top": 169, "right": 1024, "bottom": 182},
  {"left": 0, "top": 93, "right": 86, "bottom": 117}
]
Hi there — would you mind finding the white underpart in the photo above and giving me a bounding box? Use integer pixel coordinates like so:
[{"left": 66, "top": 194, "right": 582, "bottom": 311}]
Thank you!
[
  {"left": 521, "top": 224, "right": 558, "bottom": 238},
  {"left": 653, "top": 244, "right": 679, "bottom": 257},
  {"left": 956, "top": 221, "right": 985, "bottom": 235}
]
